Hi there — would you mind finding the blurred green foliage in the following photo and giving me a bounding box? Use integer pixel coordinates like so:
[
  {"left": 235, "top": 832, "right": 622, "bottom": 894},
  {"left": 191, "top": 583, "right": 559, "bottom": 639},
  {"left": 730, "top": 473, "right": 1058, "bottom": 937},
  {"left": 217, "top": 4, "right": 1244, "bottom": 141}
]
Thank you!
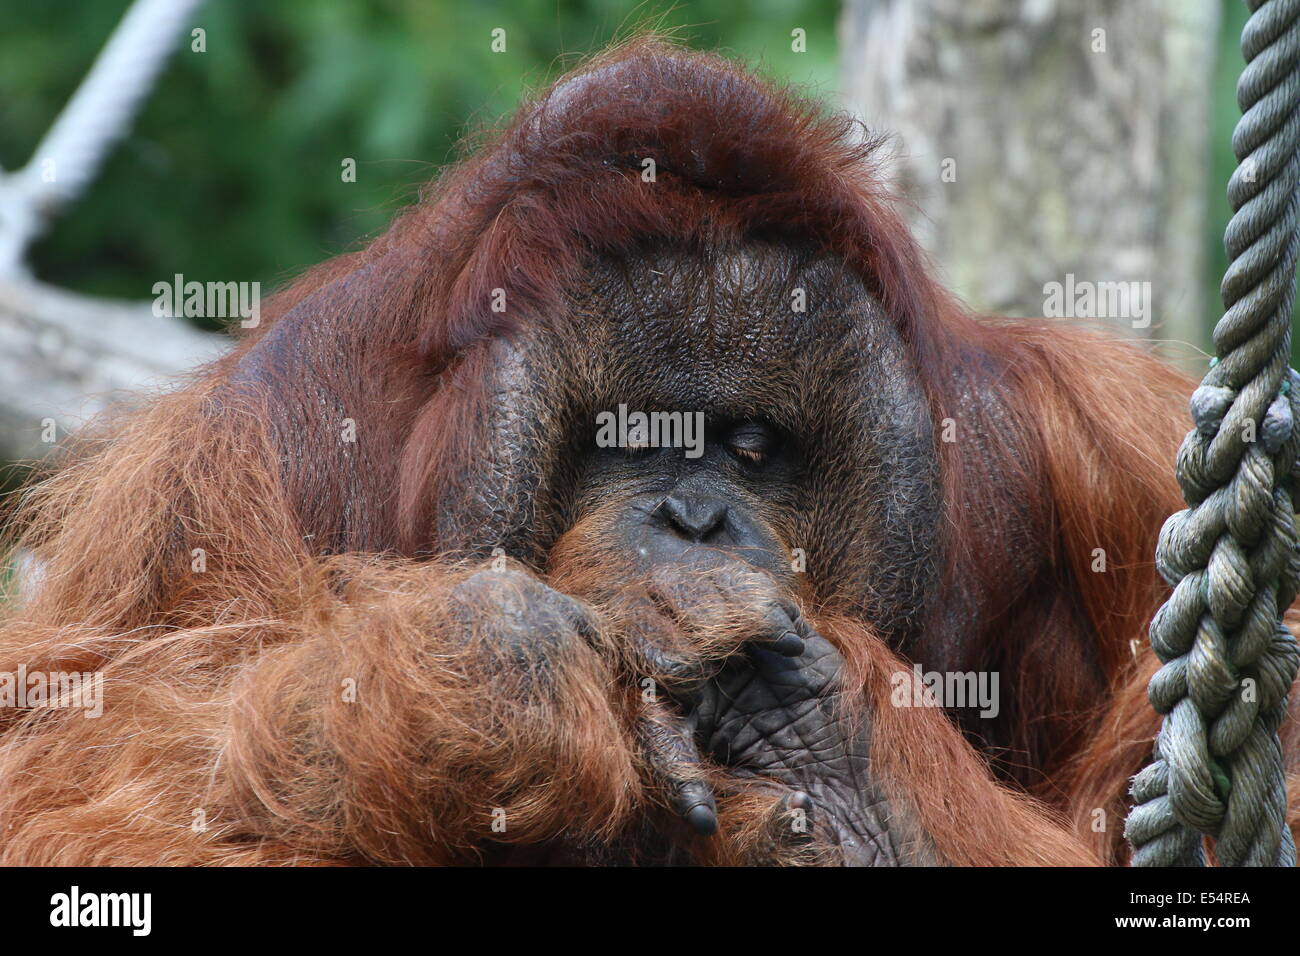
[
  {"left": 0, "top": 0, "right": 1289, "bottom": 364},
  {"left": 0, "top": 0, "right": 838, "bottom": 313}
]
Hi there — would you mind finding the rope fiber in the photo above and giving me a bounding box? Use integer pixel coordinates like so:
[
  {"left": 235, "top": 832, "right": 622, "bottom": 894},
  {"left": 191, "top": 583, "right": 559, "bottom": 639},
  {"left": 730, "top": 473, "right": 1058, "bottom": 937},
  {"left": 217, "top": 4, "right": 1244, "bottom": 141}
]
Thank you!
[{"left": 1126, "top": 0, "right": 1300, "bottom": 867}]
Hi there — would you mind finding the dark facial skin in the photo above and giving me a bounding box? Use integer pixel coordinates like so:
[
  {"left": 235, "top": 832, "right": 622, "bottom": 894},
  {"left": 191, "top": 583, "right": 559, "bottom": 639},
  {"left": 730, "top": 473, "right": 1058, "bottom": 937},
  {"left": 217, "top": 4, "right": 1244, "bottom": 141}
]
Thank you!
[
  {"left": 436, "top": 238, "right": 943, "bottom": 863},
  {"left": 579, "top": 375, "right": 935, "bottom": 863},
  {"left": 589, "top": 423, "right": 797, "bottom": 574},
  {"left": 573, "top": 240, "right": 941, "bottom": 637}
]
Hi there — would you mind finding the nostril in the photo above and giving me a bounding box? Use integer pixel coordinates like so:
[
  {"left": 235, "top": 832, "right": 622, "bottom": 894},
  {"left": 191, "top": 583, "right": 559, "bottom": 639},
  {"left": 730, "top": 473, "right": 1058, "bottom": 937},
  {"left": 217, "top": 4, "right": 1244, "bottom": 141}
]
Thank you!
[{"left": 657, "top": 494, "right": 729, "bottom": 542}]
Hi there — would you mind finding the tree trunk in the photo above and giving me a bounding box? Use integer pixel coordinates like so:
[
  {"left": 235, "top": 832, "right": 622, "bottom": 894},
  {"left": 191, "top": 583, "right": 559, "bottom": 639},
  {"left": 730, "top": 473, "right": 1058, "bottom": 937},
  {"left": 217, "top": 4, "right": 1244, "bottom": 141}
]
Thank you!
[
  {"left": 0, "top": 278, "right": 224, "bottom": 463},
  {"left": 839, "top": 0, "right": 1219, "bottom": 370}
]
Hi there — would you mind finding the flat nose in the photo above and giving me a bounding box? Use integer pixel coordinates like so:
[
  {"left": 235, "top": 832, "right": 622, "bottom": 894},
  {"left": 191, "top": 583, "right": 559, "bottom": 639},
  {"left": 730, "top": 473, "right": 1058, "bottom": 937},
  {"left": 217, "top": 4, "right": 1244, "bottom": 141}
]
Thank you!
[{"left": 657, "top": 494, "right": 729, "bottom": 542}]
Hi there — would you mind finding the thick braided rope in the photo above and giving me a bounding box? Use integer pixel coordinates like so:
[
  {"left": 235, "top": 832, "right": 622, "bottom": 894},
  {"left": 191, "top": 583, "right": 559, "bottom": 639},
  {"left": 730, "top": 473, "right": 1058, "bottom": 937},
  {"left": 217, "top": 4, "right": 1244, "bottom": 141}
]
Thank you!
[{"left": 1126, "top": 0, "right": 1300, "bottom": 867}]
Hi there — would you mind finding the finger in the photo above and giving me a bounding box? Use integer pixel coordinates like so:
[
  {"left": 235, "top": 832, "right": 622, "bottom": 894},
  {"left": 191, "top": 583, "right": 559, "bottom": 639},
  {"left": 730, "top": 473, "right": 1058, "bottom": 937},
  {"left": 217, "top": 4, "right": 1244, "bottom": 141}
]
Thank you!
[
  {"left": 768, "top": 790, "right": 816, "bottom": 840},
  {"left": 631, "top": 634, "right": 712, "bottom": 686},
  {"left": 784, "top": 790, "right": 816, "bottom": 837},
  {"left": 702, "top": 573, "right": 803, "bottom": 656},
  {"left": 766, "top": 630, "right": 805, "bottom": 657},
  {"left": 754, "top": 601, "right": 805, "bottom": 657},
  {"left": 552, "top": 590, "right": 603, "bottom": 647},
  {"left": 622, "top": 600, "right": 711, "bottom": 688},
  {"left": 748, "top": 789, "right": 819, "bottom": 865},
  {"left": 635, "top": 702, "right": 717, "bottom": 836}
]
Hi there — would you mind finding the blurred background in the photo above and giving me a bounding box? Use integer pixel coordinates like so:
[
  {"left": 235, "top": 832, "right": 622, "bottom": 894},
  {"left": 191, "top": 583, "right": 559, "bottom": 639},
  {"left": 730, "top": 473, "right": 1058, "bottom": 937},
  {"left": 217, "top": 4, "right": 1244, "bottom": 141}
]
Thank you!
[
  {"left": 2, "top": 0, "right": 839, "bottom": 305},
  {"left": 0, "top": 0, "right": 1274, "bottom": 469}
]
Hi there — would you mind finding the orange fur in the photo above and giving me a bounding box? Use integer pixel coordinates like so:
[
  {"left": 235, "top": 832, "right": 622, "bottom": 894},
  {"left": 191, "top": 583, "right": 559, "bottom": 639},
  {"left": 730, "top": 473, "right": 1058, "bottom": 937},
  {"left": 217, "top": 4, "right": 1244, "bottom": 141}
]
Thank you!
[{"left": 2, "top": 37, "right": 1293, "bottom": 865}]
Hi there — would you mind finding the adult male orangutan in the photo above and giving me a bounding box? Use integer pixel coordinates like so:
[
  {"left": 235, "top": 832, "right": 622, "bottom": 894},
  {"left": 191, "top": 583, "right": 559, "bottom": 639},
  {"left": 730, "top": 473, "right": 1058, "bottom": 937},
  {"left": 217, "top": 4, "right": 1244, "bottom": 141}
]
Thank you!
[{"left": 1, "top": 39, "right": 1293, "bottom": 866}]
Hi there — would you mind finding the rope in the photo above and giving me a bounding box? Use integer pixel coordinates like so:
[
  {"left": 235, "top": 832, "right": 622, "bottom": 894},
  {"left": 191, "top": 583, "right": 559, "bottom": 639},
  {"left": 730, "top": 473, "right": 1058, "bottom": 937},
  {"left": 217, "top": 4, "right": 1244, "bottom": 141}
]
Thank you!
[
  {"left": 1126, "top": 0, "right": 1300, "bottom": 867},
  {"left": 0, "top": 0, "right": 204, "bottom": 275}
]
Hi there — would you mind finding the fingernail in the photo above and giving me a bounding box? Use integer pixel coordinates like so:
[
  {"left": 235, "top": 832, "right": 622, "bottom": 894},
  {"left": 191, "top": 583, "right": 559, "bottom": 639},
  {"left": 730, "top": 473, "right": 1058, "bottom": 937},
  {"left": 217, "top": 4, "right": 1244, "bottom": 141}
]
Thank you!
[
  {"left": 772, "top": 632, "right": 804, "bottom": 656},
  {"left": 687, "top": 804, "right": 718, "bottom": 837}
]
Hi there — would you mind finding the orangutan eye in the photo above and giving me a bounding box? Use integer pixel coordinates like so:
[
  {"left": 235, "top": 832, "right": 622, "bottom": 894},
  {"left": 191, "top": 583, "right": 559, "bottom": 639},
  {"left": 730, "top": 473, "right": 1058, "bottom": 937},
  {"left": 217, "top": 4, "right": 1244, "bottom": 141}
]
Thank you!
[{"left": 726, "top": 422, "right": 774, "bottom": 465}]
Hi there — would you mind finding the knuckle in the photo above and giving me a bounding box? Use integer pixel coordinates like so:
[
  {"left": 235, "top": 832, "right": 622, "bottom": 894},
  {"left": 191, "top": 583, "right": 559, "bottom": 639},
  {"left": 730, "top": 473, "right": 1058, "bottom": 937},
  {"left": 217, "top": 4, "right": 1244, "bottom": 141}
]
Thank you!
[{"left": 451, "top": 568, "right": 592, "bottom": 660}]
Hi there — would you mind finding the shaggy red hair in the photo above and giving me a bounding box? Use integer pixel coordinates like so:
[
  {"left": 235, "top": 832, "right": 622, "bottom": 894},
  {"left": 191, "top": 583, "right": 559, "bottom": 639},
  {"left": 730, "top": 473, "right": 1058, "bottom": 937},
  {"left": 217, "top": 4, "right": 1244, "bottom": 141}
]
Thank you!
[{"left": 1, "top": 37, "right": 1291, "bottom": 865}]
